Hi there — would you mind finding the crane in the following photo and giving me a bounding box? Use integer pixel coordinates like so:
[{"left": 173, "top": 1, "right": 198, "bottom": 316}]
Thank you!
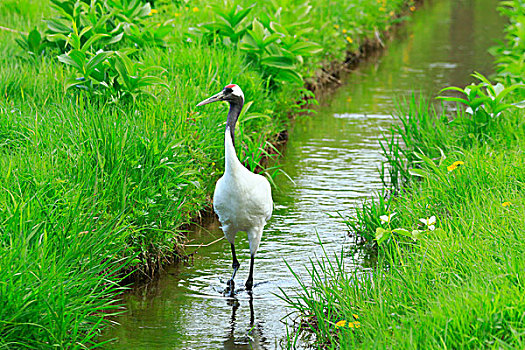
[{"left": 197, "top": 84, "right": 273, "bottom": 296}]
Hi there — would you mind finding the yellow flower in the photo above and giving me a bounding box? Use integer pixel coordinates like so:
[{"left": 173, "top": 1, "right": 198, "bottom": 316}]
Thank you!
[
  {"left": 335, "top": 320, "right": 347, "bottom": 328},
  {"left": 334, "top": 24, "right": 340, "bottom": 29},
  {"left": 346, "top": 36, "right": 353, "bottom": 43},
  {"left": 174, "top": 12, "right": 180, "bottom": 17},
  {"left": 502, "top": 202, "right": 511, "bottom": 207},
  {"left": 348, "top": 322, "right": 355, "bottom": 328},
  {"left": 347, "top": 97, "right": 352, "bottom": 102},
  {"left": 354, "top": 321, "right": 361, "bottom": 328},
  {"left": 342, "top": 29, "right": 347, "bottom": 34},
  {"left": 379, "top": 6, "right": 386, "bottom": 11},
  {"left": 353, "top": 313, "right": 359, "bottom": 319},
  {"left": 390, "top": 10, "right": 395, "bottom": 16},
  {"left": 447, "top": 161, "right": 464, "bottom": 172},
  {"left": 149, "top": 8, "right": 158, "bottom": 15},
  {"left": 410, "top": 6, "right": 416, "bottom": 11},
  {"left": 192, "top": 7, "right": 199, "bottom": 12}
]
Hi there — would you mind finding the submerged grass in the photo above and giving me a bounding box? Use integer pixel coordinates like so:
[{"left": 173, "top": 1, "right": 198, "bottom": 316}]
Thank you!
[
  {"left": 0, "top": 0, "right": 416, "bottom": 347},
  {"left": 283, "top": 0, "right": 525, "bottom": 347}
]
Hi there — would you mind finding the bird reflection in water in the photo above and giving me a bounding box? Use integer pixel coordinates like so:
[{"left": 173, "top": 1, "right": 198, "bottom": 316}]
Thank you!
[{"left": 223, "top": 295, "right": 268, "bottom": 350}]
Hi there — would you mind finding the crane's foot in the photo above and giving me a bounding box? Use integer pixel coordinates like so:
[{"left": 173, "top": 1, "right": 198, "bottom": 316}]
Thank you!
[
  {"left": 225, "top": 279, "right": 235, "bottom": 297},
  {"left": 245, "top": 278, "right": 253, "bottom": 291}
]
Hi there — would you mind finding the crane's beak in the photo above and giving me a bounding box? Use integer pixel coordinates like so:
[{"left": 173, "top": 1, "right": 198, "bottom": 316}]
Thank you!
[{"left": 196, "top": 91, "right": 225, "bottom": 107}]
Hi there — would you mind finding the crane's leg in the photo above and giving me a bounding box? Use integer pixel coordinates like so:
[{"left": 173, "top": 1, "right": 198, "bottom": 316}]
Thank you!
[
  {"left": 245, "top": 254, "right": 255, "bottom": 291},
  {"left": 227, "top": 243, "right": 240, "bottom": 296}
]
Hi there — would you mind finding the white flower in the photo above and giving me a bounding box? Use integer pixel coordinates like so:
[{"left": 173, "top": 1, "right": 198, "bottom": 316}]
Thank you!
[
  {"left": 380, "top": 212, "right": 396, "bottom": 224},
  {"left": 419, "top": 216, "right": 436, "bottom": 231}
]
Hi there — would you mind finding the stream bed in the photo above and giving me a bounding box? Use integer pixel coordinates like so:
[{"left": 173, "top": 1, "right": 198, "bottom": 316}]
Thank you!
[{"left": 103, "top": 0, "right": 505, "bottom": 348}]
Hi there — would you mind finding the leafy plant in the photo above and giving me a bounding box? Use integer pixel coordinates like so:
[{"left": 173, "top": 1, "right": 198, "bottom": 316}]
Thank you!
[
  {"left": 46, "top": 0, "right": 167, "bottom": 51},
  {"left": 15, "top": 28, "right": 47, "bottom": 57},
  {"left": 437, "top": 72, "right": 525, "bottom": 139},
  {"left": 16, "top": 0, "right": 171, "bottom": 99},
  {"left": 492, "top": 0, "right": 525, "bottom": 85},
  {"left": 111, "top": 51, "right": 168, "bottom": 99},
  {"left": 199, "top": 2, "right": 254, "bottom": 44},
  {"left": 58, "top": 48, "right": 168, "bottom": 98},
  {"left": 198, "top": 1, "right": 322, "bottom": 86},
  {"left": 344, "top": 188, "right": 393, "bottom": 244}
]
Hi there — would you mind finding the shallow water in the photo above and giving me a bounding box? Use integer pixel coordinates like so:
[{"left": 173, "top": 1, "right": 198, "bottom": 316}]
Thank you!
[{"left": 103, "top": 0, "right": 505, "bottom": 348}]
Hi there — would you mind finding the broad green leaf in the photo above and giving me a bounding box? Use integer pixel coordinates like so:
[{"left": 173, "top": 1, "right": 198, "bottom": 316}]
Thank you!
[
  {"left": 393, "top": 228, "right": 411, "bottom": 237},
  {"left": 512, "top": 100, "right": 525, "bottom": 108},
  {"left": 58, "top": 51, "right": 85, "bottom": 71},
  {"left": 270, "top": 21, "right": 288, "bottom": 35},
  {"left": 408, "top": 168, "right": 427, "bottom": 177},
  {"left": 288, "top": 41, "right": 323, "bottom": 56},
  {"left": 105, "top": 32, "right": 124, "bottom": 45},
  {"left": 81, "top": 33, "right": 110, "bottom": 52},
  {"left": 261, "top": 56, "right": 295, "bottom": 69},
  {"left": 375, "top": 227, "right": 390, "bottom": 245},
  {"left": 65, "top": 77, "right": 89, "bottom": 91},
  {"left": 435, "top": 96, "right": 469, "bottom": 105},
  {"left": 115, "top": 51, "right": 135, "bottom": 75},
  {"left": 414, "top": 152, "right": 442, "bottom": 176},
  {"left": 137, "top": 3, "right": 152, "bottom": 18},
  {"left": 86, "top": 51, "right": 112, "bottom": 74},
  {"left": 411, "top": 230, "right": 424, "bottom": 241},
  {"left": 136, "top": 76, "right": 169, "bottom": 89},
  {"left": 45, "top": 19, "right": 71, "bottom": 34},
  {"left": 58, "top": 53, "right": 77, "bottom": 68},
  {"left": 27, "top": 28, "right": 42, "bottom": 53},
  {"left": 47, "top": 33, "right": 69, "bottom": 42},
  {"left": 263, "top": 33, "right": 282, "bottom": 46},
  {"left": 494, "top": 84, "right": 524, "bottom": 101},
  {"left": 240, "top": 39, "right": 259, "bottom": 52},
  {"left": 78, "top": 26, "right": 93, "bottom": 39},
  {"left": 438, "top": 86, "right": 468, "bottom": 94},
  {"left": 493, "top": 83, "right": 505, "bottom": 97},
  {"left": 276, "top": 69, "right": 303, "bottom": 85},
  {"left": 232, "top": 5, "right": 254, "bottom": 27},
  {"left": 251, "top": 19, "right": 265, "bottom": 43},
  {"left": 469, "top": 96, "right": 491, "bottom": 110}
]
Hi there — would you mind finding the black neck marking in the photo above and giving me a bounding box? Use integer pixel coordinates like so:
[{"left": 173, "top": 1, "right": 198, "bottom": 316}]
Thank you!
[{"left": 226, "top": 97, "right": 243, "bottom": 149}]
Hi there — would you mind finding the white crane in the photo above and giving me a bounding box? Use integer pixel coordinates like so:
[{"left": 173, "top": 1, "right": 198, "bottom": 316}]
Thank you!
[{"left": 197, "top": 84, "right": 273, "bottom": 296}]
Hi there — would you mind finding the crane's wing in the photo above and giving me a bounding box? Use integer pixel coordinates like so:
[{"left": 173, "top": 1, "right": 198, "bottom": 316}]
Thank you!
[{"left": 251, "top": 173, "right": 273, "bottom": 223}]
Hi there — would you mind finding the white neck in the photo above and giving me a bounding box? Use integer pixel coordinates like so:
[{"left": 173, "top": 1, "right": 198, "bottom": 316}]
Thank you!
[{"left": 224, "top": 126, "right": 242, "bottom": 175}]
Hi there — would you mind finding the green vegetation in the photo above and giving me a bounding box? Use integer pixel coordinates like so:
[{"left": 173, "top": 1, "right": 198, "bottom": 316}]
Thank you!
[
  {"left": 0, "top": 0, "right": 414, "bottom": 347},
  {"left": 283, "top": 0, "right": 525, "bottom": 348}
]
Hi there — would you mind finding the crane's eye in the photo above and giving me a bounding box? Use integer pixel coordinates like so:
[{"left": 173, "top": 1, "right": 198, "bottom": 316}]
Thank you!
[{"left": 223, "top": 87, "right": 233, "bottom": 94}]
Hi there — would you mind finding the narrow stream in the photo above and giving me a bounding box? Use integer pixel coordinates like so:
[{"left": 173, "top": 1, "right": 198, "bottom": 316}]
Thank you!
[{"left": 103, "top": 0, "right": 505, "bottom": 348}]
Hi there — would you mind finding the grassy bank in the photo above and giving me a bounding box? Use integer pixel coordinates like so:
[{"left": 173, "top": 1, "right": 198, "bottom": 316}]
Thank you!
[
  {"left": 283, "top": 0, "right": 525, "bottom": 348},
  {"left": 0, "top": 0, "right": 415, "bottom": 348}
]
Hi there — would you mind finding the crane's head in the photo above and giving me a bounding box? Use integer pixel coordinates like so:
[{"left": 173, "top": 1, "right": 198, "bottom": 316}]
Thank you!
[{"left": 196, "top": 84, "right": 244, "bottom": 107}]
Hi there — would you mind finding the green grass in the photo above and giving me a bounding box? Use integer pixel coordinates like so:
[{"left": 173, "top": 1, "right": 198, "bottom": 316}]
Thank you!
[
  {"left": 0, "top": 0, "right": 415, "bottom": 347},
  {"left": 282, "top": 0, "right": 525, "bottom": 347},
  {"left": 284, "top": 137, "right": 525, "bottom": 348}
]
